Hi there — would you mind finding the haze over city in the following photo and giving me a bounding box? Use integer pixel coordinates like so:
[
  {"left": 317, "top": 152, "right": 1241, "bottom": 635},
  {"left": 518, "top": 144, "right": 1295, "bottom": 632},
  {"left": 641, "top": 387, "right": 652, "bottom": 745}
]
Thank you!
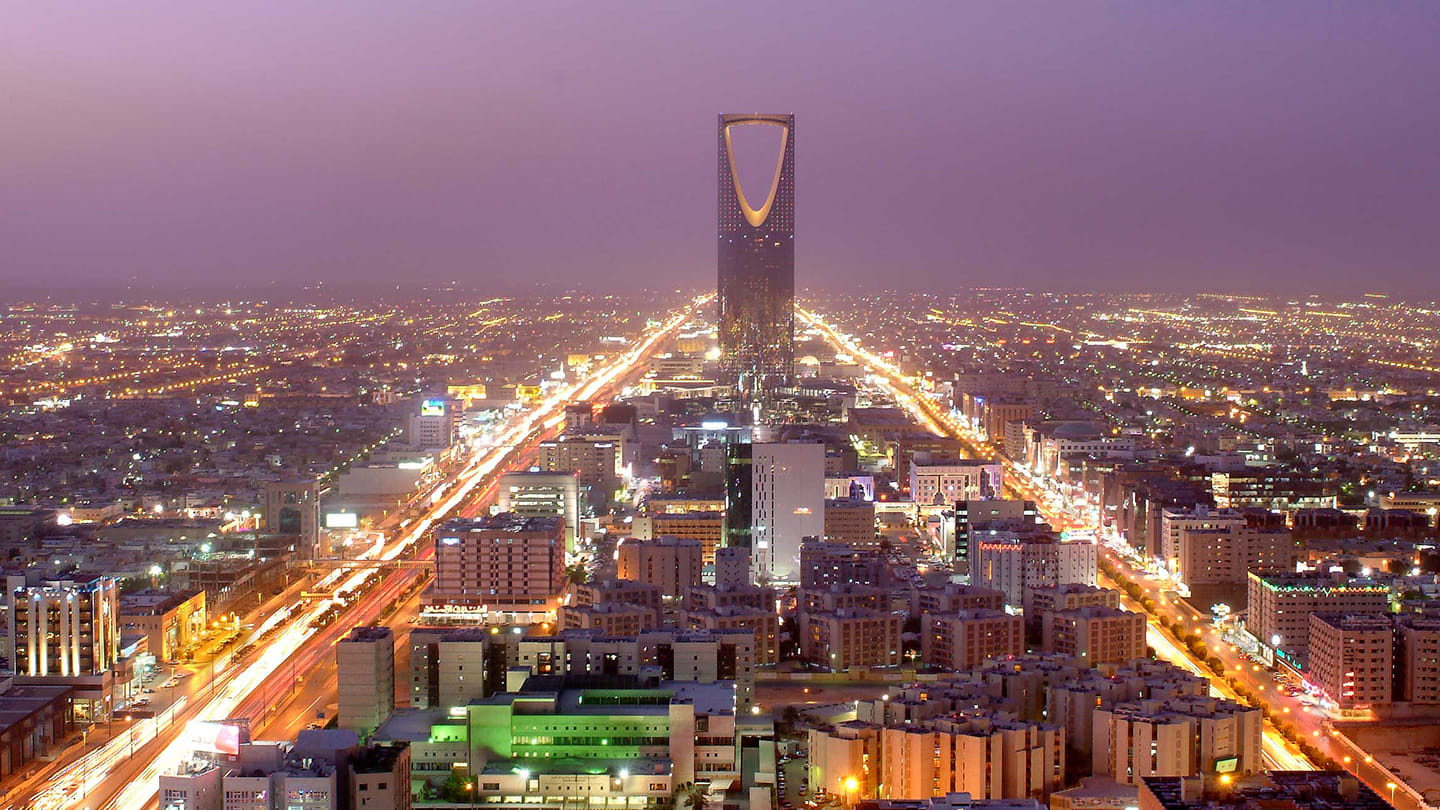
[{"left": 8, "top": 1, "right": 1440, "bottom": 296}]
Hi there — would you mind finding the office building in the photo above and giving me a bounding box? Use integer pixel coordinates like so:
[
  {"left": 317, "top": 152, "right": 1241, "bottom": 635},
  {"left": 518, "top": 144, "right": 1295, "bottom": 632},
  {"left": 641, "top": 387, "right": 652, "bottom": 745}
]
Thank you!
[
  {"left": 912, "top": 583, "right": 1006, "bottom": 615},
  {"left": 717, "top": 113, "right": 795, "bottom": 397},
  {"left": 682, "top": 605, "right": 780, "bottom": 665},
  {"left": 559, "top": 602, "right": 659, "bottom": 636},
  {"left": 405, "top": 395, "right": 458, "bottom": 450},
  {"left": 338, "top": 627, "right": 395, "bottom": 739},
  {"left": 376, "top": 677, "right": 753, "bottom": 803},
  {"left": 1244, "top": 572, "right": 1389, "bottom": 663},
  {"left": 632, "top": 511, "right": 724, "bottom": 567},
  {"left": 1306, "top": 613, "right": 1393, "bottom": 710},
  {"left": 974, "top": 535, "right": 1097, "bottom": 607},
  {"left": 1022, "top": 584, "right": 1119, "bottom": 628},
  {"left": 1158, "top": 506, "right": 1246, "bottom": 572},
  {"left": 1176, "top": 525, "right": 1297, "bottom": 587},
  {"left": 119, "top": 588, "right": 207, "bottom": 663},
  {"left": 1041, "top": 607, "right": 1147, "bottom": 666},
  {"left": 349, "top": 743, "right": 412, "bottom": 810},
  {"left": 574, "top": 578, "right": 664, "bottom": 617},
  {"left": 954, "top": 499, "right": 1039, "bottom": 576},
  {"left": 823, "top": 498, "right": 876, "bottom": 547},
  {"left": 921, "top": 610, "right": 1024, "bottom": 670},
  {"left": 497, "top": 470, "right": 581, "bottom": 550},
  {"left": 616, "top": 536, "right": 704, "bottom": 598},
  {"left": 538, "top": 434, "right": 622, "bottom": 510},
  {"left": 408, "top": 627, "right": 488, "bottom": 710},
  {"left": 809, "top": 716, "right": 1064, "bottom": 801},
  {"left": 426, "top": 514, "right": 567, "bottom": 625},
  {"left": 1397, "top": 615, "right": 1440, "bottom": 704},
  {"left": 909, "top": 457, "right": 1003, "bottom": 505},
  {"left": 9, "top": 572, "right": 119, "bottom": 720},
  {"left": 799, "top": 538, "right": 886, "bottom": 589},
  {"left": 725, "top": 442, "right": 824, "bottom": 582}
]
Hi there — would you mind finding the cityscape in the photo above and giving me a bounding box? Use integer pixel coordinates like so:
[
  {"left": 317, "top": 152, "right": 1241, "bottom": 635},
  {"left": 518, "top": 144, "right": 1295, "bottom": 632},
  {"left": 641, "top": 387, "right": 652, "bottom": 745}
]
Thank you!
[{"left": 5, "top": 5, "right": 1440, "bottom": 810}]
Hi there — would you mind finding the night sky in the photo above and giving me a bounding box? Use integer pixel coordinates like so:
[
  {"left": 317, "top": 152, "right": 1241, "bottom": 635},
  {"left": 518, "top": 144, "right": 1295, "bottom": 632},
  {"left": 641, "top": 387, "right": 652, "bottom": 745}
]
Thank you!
[{"left": 7, "top": 2, "right": 1440, "bottom": 297}]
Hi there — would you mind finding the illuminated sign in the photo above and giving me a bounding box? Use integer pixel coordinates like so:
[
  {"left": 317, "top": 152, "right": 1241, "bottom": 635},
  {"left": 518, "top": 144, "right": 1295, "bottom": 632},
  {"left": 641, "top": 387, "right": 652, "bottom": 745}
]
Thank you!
[
  {"left": 188, "top": 721, "right": 243, "bottom": 755},
  {"left": 420, "top": 399, "right": 447, "bottom": 417},
  {"left": 1214, "top": 756, "right": 1239, "bottom": 774},
  {"left": 325, "top": 512, "right": 359, "bottom": 529},
  {"left": 441, "top": 536, "right": 461, "bottom": 546},
  {"left": 700, "top": 420, "right": 729, "bottom": 431}
]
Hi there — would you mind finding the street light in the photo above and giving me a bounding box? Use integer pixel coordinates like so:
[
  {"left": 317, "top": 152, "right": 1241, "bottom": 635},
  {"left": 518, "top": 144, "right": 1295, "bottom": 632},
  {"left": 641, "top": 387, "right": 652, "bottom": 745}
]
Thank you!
[
  {"left": 1387, "top": 782, "right": 1397, "bottom": 805},
  {"left": 843, "top": 777, "right": 859, "bottom": 808}
]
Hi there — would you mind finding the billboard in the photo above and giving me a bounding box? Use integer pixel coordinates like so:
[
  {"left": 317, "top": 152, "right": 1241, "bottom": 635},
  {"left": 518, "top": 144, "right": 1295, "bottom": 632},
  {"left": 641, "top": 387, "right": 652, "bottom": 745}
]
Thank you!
[
  {"left": 325, "top": 511, "right": 359, "bottom": 529},
  {"left": 420, "top": 399, "right": 447, "bottom": 417},
  {"left": 1214, "top": 756, "right": 1239, "bottom": 774},
  {"left": 187, "top": 720, "right": 243, "bottom": 755}
]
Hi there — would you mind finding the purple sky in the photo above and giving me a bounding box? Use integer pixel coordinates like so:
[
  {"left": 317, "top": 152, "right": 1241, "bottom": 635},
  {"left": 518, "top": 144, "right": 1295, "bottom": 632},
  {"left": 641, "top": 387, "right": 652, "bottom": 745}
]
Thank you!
[{"left": 6, "top": 2, "right": 1440, "bottom": 297}]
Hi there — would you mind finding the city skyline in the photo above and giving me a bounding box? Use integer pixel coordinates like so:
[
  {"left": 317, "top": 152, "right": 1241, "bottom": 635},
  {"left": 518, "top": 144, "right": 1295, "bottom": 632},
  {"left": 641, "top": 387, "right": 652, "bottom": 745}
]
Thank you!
[{"left": 8, "top": 2, "right": 1440, "bottom": 297}]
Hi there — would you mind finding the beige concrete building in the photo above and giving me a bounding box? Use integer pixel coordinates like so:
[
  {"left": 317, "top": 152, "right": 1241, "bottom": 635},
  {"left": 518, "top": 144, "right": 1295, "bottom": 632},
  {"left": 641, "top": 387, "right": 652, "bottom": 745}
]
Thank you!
[
  {"left": 426, "top": 514, "right": 566, "bottom": 624},
  {"left": 800, "top": 609, "right": 903, "bottom": 670},
  {"left": 921, "top": 609, "right": 1024, "bottom": 670},
  {"left": 1041, "top": 607, "right": 1147, "bottom": 667},
  {"left": 1092, "top": 695, "right": 1261, "bottom": 785},
  {"left": 616, "top": 536, "right": 704, "bottom": 598},
  {"left": 558, "top": 602, "right": 659, "bottom": 636},
  {"left": 119, "top": 588, "right": 206, "bottom": 663},
  {"left": 809, "top": 716, "right": 1064, "bottom": 801},
  {"left": 1398, "top": 615, "right": 1440, "bottom": 704},
  {"left": 682, "top": 605, "right": 780, "bottom": 665},
  {"left": 1177, "top": 525, "right": 1297, "bottom": 586},
  {"left": 631, "top": 511, "right": 724, "bottom": 566},
  {"left": 823, "top": 498, "right": 876, "bottom": 547},
  {"left": 1307, "top": 613, "right": 1393, "bottom": 710},
  {"left": 338, "top": 627, "right": 395, "bottom": 739},
  {"left": 1245, "top": 572, "right": 1389, "bottom": 661}
]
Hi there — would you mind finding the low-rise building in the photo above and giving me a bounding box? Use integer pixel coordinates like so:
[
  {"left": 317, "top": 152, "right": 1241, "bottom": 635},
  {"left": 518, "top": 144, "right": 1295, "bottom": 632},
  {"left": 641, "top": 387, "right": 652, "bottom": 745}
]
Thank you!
[
  {"left": 921, "top": 610, "right": 1024, "bottom": 671},
  {"left": 800, "top": 609, "right": 904, "bottom": 670},
  {"left": 1040, "top": 607, "right": 1147, "bottom": 667}
]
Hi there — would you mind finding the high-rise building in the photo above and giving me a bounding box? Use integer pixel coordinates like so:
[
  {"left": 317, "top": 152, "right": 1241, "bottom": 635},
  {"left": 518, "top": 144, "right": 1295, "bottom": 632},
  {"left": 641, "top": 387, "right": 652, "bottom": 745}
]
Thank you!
[
  {"left": 338, "top": 627, "right": 395, "bottom": 739},
  {"left": 425, "top": 514, "right": 568, "bottom": 625},
  {"left": 717, "top": 113, "right": 795, "bottom": 397},
  {"left": 725, "top": 442, "right": 824, "bottom": 582},
  {"left": 9, "top": 572, "right": 119, "bottom": 721},
  {"left": 497, "top": 470, "right": 581, "bottom": 550}
]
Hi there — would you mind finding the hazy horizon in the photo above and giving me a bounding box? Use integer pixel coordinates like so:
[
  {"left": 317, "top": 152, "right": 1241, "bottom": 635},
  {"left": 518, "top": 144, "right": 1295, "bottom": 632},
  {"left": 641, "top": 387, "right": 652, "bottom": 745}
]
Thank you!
[{"left": 7, "top": 2, "right": 1440, "bottom": 297}]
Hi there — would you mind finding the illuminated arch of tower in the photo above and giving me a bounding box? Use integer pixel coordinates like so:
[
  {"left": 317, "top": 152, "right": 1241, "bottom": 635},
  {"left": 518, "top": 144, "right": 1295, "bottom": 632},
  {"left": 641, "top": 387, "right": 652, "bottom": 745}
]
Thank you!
[{"left": 716, "top": 113, "right": 796, "bottom": 399}]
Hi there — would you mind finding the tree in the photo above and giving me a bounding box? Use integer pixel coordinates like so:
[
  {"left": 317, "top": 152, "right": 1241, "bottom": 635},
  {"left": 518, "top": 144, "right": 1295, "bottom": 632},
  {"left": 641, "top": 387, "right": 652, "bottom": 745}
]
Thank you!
[{"left": 673, "top": 782, "right": 709, "bottom": 810}]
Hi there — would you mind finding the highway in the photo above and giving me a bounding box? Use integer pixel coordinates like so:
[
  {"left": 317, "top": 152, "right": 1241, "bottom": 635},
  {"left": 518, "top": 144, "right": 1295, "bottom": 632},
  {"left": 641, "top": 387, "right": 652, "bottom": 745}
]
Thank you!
[
  {"left": 12, "top": 296, "right": 707, "bottom": 810},
  {"left": 796, "top": 305, "right": 1317, "bottom": 774}
]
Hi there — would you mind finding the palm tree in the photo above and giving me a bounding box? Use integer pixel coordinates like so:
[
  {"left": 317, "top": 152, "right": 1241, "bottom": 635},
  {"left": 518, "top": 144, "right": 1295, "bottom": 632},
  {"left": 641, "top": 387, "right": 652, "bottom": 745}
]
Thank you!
[{"left": 673, "top": 781, "right": 709, "bottom": 810}]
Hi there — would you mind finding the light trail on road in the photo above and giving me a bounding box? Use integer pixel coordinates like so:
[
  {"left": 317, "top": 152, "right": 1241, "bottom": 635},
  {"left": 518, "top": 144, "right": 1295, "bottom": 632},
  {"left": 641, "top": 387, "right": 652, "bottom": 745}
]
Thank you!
[
  {"left": 798, "top": 304, "right": 1316, "bottom": 775},
  {"left": 27, "top": 297, "right": 709, "bottom": 810}
]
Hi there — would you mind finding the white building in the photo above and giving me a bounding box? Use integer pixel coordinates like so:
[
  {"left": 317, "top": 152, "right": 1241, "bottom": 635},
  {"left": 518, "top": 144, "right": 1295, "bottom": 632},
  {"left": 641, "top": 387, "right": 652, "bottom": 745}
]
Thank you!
[
  {"left": 749, "top": 442, "right": 824, "bottom": 582},
  {"left": 973, "top": 534, "right": 1097, "bottom": 607},
  {"left": 908, "top": 456, "right": 1003, "bottom": 506}
]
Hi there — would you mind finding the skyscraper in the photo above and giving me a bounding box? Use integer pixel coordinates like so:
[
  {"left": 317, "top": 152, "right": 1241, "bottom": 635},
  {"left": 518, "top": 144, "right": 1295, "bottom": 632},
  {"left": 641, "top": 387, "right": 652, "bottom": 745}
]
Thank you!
[{"left": 717, "top": 113, "right": 795, "bottom": 397}]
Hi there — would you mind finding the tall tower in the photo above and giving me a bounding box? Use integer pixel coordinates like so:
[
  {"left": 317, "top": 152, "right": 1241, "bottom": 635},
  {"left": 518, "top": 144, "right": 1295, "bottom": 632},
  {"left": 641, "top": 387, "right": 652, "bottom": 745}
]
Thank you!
[{"left": 718, "top": 113, "right": 795, "bottom": 398}]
